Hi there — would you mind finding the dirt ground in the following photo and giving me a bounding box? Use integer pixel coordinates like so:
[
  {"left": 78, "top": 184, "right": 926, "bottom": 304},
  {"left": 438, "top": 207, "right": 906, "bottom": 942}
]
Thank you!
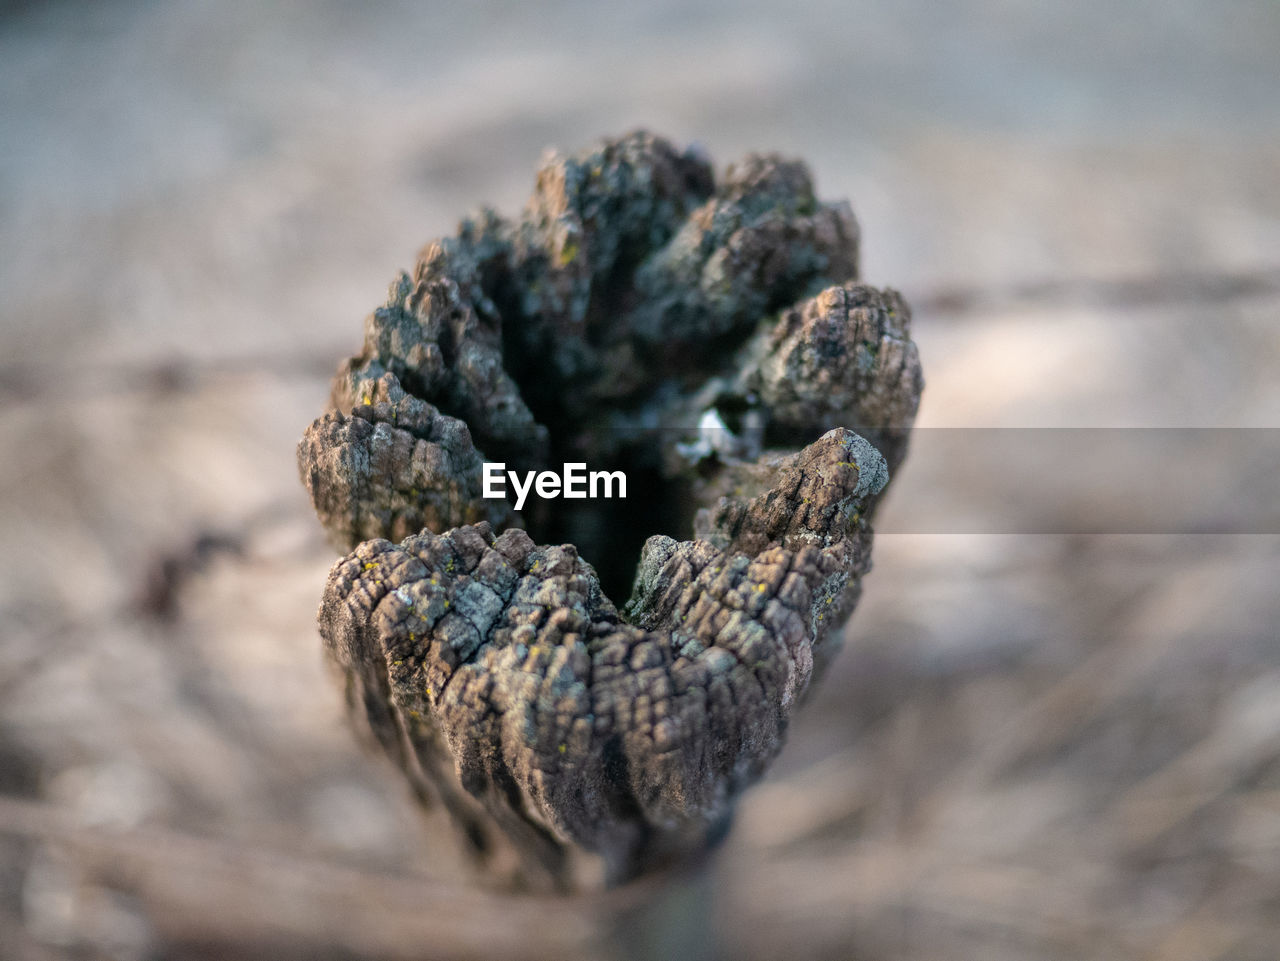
[{"left": 2, "top": 1, "right": 1278, "bottom": 958}]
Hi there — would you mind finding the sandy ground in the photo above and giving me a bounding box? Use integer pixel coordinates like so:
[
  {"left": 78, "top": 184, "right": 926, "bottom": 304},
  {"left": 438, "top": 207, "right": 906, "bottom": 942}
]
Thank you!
[{"left": 1, "top": 1, "right": 1279, "bottom": 958}]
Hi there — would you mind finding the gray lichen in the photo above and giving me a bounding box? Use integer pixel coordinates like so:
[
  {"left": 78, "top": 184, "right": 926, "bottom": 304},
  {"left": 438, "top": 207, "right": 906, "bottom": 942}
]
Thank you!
[{"left": 298, "top": 130, "right": 923, "bottom": 890}]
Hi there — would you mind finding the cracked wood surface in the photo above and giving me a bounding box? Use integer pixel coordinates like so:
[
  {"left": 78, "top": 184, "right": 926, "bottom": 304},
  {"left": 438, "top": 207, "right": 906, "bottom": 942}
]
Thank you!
[{"left": 300, "top": 132, "right": 921, "bottom": 888}]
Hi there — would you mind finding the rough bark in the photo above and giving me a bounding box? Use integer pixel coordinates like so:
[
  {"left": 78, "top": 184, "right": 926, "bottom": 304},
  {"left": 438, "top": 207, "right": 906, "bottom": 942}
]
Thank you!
[{"left": 298, "top": 130, "right": 924, "bottom": 891}]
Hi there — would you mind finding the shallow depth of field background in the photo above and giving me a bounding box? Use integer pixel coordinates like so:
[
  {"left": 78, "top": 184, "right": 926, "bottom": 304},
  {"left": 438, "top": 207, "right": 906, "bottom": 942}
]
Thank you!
[{"left": 2, "top": 1, "right": 1279, "bottom": 959}]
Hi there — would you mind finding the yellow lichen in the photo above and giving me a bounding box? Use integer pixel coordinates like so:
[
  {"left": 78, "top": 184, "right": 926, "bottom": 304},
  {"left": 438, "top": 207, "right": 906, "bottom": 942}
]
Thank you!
[{"left": 558, "top": 237, "right": 580, "bottom": 265}]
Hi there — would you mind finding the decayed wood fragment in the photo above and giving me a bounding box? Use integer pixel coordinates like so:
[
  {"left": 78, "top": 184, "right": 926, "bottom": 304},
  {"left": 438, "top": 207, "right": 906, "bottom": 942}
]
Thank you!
[{"left": 298, "top": 130, "right": 923, "bottom": 890}]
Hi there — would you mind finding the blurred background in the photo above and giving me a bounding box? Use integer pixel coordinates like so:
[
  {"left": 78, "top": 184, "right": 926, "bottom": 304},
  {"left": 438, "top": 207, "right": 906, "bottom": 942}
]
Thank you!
[{"left": 2, "top": 1, "right": 1278, "bottom": 958}]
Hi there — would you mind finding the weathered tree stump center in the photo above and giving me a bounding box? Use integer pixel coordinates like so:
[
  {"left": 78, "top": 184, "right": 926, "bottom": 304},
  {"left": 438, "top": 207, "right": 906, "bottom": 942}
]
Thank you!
[{"left": 298, "top": 131, "right": 923, "bottom": 891}]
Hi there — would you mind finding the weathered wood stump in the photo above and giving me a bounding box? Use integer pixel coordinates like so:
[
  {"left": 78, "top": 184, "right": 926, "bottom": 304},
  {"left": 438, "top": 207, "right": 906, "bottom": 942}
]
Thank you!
[{"left": 298, "top": 131, "right": 923, "bottom": 893}]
